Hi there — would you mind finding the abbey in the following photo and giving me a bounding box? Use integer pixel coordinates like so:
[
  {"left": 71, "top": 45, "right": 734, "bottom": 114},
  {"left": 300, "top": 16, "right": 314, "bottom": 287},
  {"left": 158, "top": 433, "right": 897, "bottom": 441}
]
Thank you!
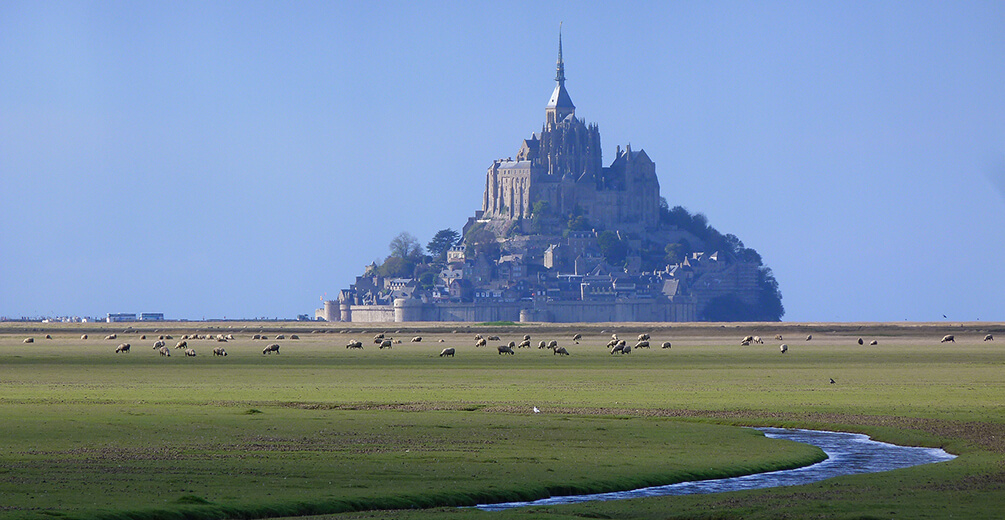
[
  {"left": 480, "top": 34, "right": 661, "bottom": 233},
  {"left": 322, "top": 32, "right": 783, "bottom": 324}
]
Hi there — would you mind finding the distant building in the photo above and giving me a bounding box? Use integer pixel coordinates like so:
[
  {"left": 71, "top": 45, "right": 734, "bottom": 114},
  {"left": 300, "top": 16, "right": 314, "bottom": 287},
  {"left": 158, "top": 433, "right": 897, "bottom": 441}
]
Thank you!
[{"left": 140, "top": 313, "right": 164, "bottom": 321}]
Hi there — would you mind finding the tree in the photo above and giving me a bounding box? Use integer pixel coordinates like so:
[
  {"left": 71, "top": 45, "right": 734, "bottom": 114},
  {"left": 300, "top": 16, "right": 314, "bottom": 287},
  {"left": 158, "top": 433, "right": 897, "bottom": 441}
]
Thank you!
[
  {"left": 426, "top": 229, "right": 460, "bottom": 262},
  {"left": 389, "top": 232, "right": 422, "bottom": 260},
  {"left": 597, "top": 231, "right": 628, "bottom": 266}
]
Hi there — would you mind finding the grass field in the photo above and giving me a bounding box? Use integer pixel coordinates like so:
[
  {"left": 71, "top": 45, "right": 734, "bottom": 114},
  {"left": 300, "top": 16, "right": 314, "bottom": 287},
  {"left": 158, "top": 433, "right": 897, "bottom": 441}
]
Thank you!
[{"left": 1, "top": 322, "right": 1003, "bottom": 519}]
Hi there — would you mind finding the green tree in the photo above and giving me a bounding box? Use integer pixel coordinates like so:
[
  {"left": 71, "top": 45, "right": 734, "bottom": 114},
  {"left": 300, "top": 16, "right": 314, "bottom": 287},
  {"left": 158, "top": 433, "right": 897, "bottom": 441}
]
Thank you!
[
  {"left": 426, "top": 229, "right": 460, "bottom": 262},
  {"left": 597, "top": 231, "right": 628, "bottom": 266}
]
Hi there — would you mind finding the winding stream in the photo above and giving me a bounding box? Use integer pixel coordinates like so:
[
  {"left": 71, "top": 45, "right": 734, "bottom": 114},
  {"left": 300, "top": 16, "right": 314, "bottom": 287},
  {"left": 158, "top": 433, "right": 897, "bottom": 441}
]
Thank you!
[{"left": 475, "top": 427, "right": 956, "bottom": 511}]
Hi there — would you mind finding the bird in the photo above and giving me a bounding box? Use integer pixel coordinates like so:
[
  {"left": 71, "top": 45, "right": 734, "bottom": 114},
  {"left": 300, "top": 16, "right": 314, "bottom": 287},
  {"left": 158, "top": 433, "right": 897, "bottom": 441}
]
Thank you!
[
  {"left": 829, "top": 378, "right": 836, "bottom": 384},
  {"left": 533, "top": 406, "right": 540, "bottom": 413}
]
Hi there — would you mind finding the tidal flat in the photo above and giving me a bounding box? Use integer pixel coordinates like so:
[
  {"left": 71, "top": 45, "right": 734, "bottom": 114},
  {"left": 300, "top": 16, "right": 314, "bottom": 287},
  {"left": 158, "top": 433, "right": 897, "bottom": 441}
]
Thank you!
[{"left": 0, "top": 321, "right": 1002, "bottom": 519}]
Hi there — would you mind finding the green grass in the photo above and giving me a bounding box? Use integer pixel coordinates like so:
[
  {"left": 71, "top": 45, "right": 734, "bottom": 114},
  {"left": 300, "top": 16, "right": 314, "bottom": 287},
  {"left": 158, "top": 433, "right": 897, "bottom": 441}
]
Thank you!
[{"left": 1, "top": 324, "right": 1003, "bottom": 519}]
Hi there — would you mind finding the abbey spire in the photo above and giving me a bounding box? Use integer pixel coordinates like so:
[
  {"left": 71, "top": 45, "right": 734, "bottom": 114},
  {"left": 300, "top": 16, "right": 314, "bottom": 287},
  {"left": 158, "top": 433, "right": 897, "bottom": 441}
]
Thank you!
[{"left": 545, "top": 25, "right": 575, "bottom": 129}]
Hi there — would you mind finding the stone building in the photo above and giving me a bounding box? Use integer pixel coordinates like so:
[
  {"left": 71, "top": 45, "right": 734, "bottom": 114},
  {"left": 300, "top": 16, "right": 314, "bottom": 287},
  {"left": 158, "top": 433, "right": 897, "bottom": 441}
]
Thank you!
[{"left": 479, "top": 33, "right": 661, "bottom": 234}]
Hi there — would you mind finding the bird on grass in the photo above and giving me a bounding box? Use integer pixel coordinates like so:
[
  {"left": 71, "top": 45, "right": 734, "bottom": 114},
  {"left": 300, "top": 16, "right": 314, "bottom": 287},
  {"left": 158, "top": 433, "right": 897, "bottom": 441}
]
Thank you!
[
  {"left": 533, "top": 406, "right": 540, "bottom": 413},
  {"left": 829, "top": 378, "right": 836, "bottom": 384}
]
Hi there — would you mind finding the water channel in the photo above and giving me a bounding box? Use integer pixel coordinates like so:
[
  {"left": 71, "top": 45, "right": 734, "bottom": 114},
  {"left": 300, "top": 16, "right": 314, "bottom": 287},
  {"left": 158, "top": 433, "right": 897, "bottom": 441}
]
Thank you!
[{"left": 475, "top": 427, "right": 957, "bottom": 511}]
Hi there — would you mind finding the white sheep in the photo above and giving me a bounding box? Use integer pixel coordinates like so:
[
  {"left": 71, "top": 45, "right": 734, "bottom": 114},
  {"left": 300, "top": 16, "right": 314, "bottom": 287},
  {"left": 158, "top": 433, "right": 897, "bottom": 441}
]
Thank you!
[
  {"left": 81, "top": 334, "right": 88, "bottom": 340},
  {"left": 263, "top": 344, "right": 281, "bottom": 354},
  {"left": 411, "top": 336, "right": 422, "bottom": 342},
  {"left": 523, "top": 334, "right": 531, "bottom": 341},
  {"left": 290, "top": 334, "right": 299, "bottom": 340},
  {"left": 497, "top": 345, "right": 515, "bottom": 355},
  {"left": 753, "top": 336, "right": 763, "bottom": 344},
  {"left": 158, "top": 346, "right": 171, "bottom": 356},
  {"left": 23, "top": 337, "right": 34, "bottom": 344},
  {"left": 379, "top": 339, "right": 392, "bottom": 349},
  {"left": 184, "top": 348, "right": 196, "bottom": 357},
  {"left": 985, "top": 334, "right": 994, "bottom": 342},
  {"left": 475, "top": 338, "right": 487, "bottom": 348},
  {"left": 635, "top": 340, "right": 650, "bottom": 349},
  {"left": 780, "top": 344, "right": 788, "bottom": 353},
  {"left": 553, "top": 346, "right": 570, "bottom": 355},
  {"left": 518, "top": 339, "right": 531, "bottom": 348},
  {"left": 941, "top": 335, "right": 955, "bottom": 343},
  {"left": 212, "top": 347, "right": 227, "bottom": 356},
  {"left": 637, "top": 333, "right": 650, "bottom": 341},
  {"left": 572, "top": 333, "right": 582, "bottom": 342},
  {"left": 610, "top": 344, "right": 625, "bottom": 355},
  {"left": 661, "top": 341, "right": 672, "bottom": 349},
  {"left": 115, "top": 343, "right": 130, "bottom": 353},
  {"left": 175, "top": 340, "right": 188, "bottom": 349},
  {"left": 346, "top": 340, "right": 363, "bottom": 349},
  {"left": 439, "top": 347, "right": 455, "bottom": 357}
]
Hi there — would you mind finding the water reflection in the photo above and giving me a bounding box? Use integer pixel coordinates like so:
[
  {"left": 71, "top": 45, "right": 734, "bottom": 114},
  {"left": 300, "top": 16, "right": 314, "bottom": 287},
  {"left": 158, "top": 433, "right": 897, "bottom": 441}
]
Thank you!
[{"left": 475, "top": 428, "right": 956, "bottom": 511}]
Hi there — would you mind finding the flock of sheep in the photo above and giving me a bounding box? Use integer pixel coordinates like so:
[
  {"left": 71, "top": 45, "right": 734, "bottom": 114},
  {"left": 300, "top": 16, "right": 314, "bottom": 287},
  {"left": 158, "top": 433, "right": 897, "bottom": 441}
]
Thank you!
[{"left": 11, "top": 330, "right": 997, "bottom": 359}]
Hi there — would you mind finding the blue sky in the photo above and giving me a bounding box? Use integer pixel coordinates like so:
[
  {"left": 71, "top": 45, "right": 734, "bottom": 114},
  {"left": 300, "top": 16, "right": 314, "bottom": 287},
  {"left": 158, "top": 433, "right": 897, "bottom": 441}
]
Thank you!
[{"left": 2, "top": 1, "right": 1003, "bottom": 321}]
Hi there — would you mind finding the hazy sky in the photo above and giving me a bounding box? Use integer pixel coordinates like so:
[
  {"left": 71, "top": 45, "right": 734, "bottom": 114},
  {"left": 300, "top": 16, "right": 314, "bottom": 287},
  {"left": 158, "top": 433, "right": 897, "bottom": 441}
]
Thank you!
[{"left": 3, "top": 1, "right": 1003, "bottom": 321}]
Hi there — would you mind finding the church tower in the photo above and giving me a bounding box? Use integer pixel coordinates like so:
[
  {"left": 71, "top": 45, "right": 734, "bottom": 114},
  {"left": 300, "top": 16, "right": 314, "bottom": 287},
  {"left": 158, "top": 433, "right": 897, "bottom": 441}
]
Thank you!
[{"left": 545, "top": 27, "right": 576, "bottom": 129}]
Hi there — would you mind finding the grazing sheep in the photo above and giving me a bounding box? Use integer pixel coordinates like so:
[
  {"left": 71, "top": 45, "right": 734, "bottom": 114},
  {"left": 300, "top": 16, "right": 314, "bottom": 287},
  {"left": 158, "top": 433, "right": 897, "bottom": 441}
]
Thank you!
[
  {"left": 623, "top": 345, "right": 632, "bottom": 355},
  {"left": 617, "top": 339, "right": 626, "bottom": 348},
  {"left": 546, "top": 340, "right": 557, "bottom": 349},
  {"left": 985, "top": 334, "right": 994, "bottom": 342},
  {"left": 158, "top": 335, "right": 165, "bottom": 340},
  {"left": 275, "top": 334, "right": 285, "bottom": 340},
  {"left": 523, "top": 334, "right": 532, "bottom": 341},
  {"left": 497, "top": 345, "right": 515, "bottom": 355},
  {"left": 439, "top": 347, "right": 455, "bottom": 357},
  {"left": 394, "top": 339, "right": 402, "bottom": 344},
  {"left": 806, "top": 335, "right": 812, "bottom": 341},
  {"left": 740, "top": 340, "right": 751, "bottom": 346},
  {"left": 611, "top": 333, "right": 619, "bottom": 341},
  {"left": 263, "top": 344, "right": 281, "bottom": 355},
  {"left": 216, "top": 337, "right": 228, "bottom": 342},
  {"left": 184, "top": 348, "right": 196, "bottom": 357},
  {"left": 346, "top": 340, "right": 363, "bottom": 349},
  {"left": 290, "top": 334, "right": 299, "bottom": 340},
  {"left": 538, "top": 340, "right": 548, "bottom": 349},
  {"left": 213, "top": 347, "right": 227, "bottom": 356},
  {"left": 858, "top": 338, "right": 864, "bottom": 345},
  {"left": 753, "top": 336, "right": 763, "bottom": 344},
  {"left": 606, "top": 339, "right": 619, "bottom": 349},
  {"left": 115, "top": 343, "right": 130, "bottom": 353},
  {"left": 553, "top": 346, "right": 570, "bottom": 355},
  {"left": 141, "top": 335, "right": 147, "bottom": 340},
  {"left": 941, "top": 335, "right": 955, "bottom": 343},
  {"left": 45, "top": 334, "right": 52, "bottom": 340},
  {"left": 487, "top": 335, "right": 501, "bottom": 341},
  {"left": 158, "top": 346, "right": 171, "bottom": 356},
  {"left": 438, "top": 339, "right": 444, "bottom": 342},
  {"left": 661, "top": 341, "right": 672, "bottom": 349},
  {"left": 81, "top": 334, "right": 88, "bottom": 340},
  {"left": 775, "top": 334, "right": 783, "bottom": 340},
  {"left": 475, "top": 338, "right": 487, "bottom": 348},
  {"left": 869, "top": 340, "right": 878, "bottom": 345},
  {"left": 518, "top": 339, "right": 531, "bottom": 348},
  {"left": 508, "top": 341, "right": 516, "bottom": 348},
  {"left": 780, "top": 344, "right": 788, "bottom": 353},
  {"left": 175, "top": 340, "right": 188, "bottom": 349},
  {"left": 635, "top": 341, "right": 650, "bottom": 349},
  {"left": 411, "top": 336, "right": 422, "bottom": 342},
  {"left": 610, "top": 344, "right": 625, "bottom": 355},
  {"left": 252, "top": 334, "right": 262, "bottom": 340},
  {"left": 23, "top": 337, "right": 34, "bottom": 344},
  {"left": 742, "top": 335, "right": 754, "bottom": 344},
  {"left": 379, "top": 339, "right": 392, "bottom": 349},
  {"left": 473, "top": 334, "right": 483, "bottom": 341},
  {"left": 572, "top": 333, "right": 582, "bottom": 342},
  {"left": 637, "top": 333, "right": 650, "bottom": 341},
  {"left": 105, "top": 334, "right": 117, "bottom": 340}
]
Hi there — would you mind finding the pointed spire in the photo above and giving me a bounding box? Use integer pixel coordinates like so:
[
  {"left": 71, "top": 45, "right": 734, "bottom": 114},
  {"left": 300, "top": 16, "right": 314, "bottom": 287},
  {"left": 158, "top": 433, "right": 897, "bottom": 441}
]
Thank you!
[
  {"left": 556, "top": 22, "right": 565, "bottom": 83},
  {"left": 546, "top": 23, "right": 575, "bottom": 125}
]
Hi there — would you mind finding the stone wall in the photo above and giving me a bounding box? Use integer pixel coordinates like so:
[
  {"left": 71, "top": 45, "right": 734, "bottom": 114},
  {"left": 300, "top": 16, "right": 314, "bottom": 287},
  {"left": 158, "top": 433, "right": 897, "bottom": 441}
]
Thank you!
[{"left": 340, "top": 299, "right": 696, "bottom": 323}]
